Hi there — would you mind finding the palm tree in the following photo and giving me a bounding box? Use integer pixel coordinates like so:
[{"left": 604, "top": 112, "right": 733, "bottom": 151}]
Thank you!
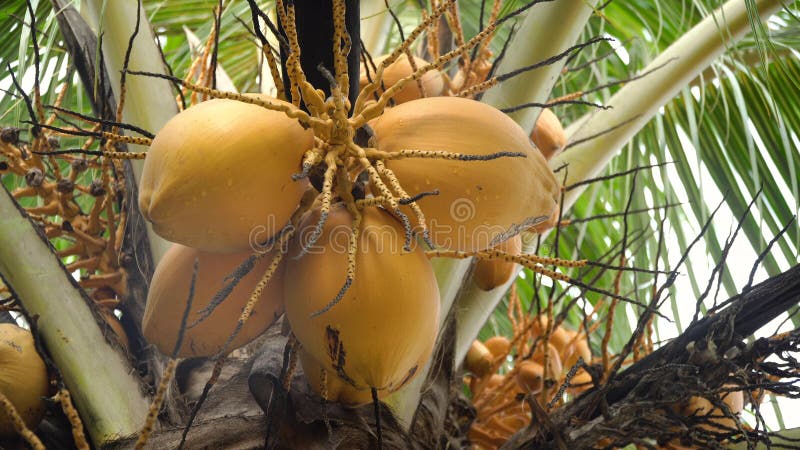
[{"left": 0, "top": 0, "right": 797, "bottom": 448}]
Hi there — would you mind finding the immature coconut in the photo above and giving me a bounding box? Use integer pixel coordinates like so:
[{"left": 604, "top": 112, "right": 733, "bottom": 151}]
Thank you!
[
  {"left": 567, "top": 368, "right": 594, "bottom": 395},
  {"left": 359, "top": 54, "right": 445, "bottom": 104},
  {"left": 465, "top": 340, "right": 494, "bottom": 377},
  {"left": 560, "top": 329, "right": 592, "bottom": 371},
  {"left": 684, "top": 385, "right": 744, "bottom": 432},
  {"left": 142, "top": 244, "right": 284, "bottom": 357},
  {"left": 285, "top": 204, "right": 440, "bottom": 404},
  {"left": 449, "top": 50, "right": 493, "bottom": 93},
  {"left": 516, "top": 360, "right": 545, "bottom": 394},
  {"left": 484, "top": 335, "right": 511, "bottom": 359},
  {"left": 371, "top": 96, "right": 560, "bottom": 252},
  {"left": 531, "top": 108, "right": 567, "bottom": 161},
  {"left": 139, "top": 95, "right": 312, "bottom": 253},
  {"left": 530, "top": 342, "right": 563, "bottom": 378},
  {"left": 473, "top": 235, "right": 522, "bottom": 291},
  {"left": 0, "top": 324, "right": 49, "bottom": 437},
  {"left": 530, "top": 316, "right": 570, "bottom": 352}
]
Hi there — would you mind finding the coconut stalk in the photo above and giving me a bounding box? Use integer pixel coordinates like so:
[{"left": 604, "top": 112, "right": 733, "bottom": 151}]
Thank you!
[
  {"left": 79, "top": 0, "right": 178, "bottom": 263},
  {"left": 480, "top": 0, "right": 600, "bottom": 134},
  {"left": 553, "top": 0, "right": 785, "bottom": 209},
  {"left": 0, "top": 187, "right": 150, "bottom": 446},
  {"left": 360, "top": 0, "right": 394, "bottom": 56},
  {"left": 451, "top": 0, "right": 786, "bottom": 366}
]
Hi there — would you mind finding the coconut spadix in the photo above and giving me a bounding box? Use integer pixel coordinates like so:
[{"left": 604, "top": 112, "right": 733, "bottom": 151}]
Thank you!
[
  {"left": 371, "top": 96, "right": 560, "bottom": 252},
  {"left": 142, "top": 244, "right": 284, "bottom": 357},
  {"left": 285, "top": 205, "right": 440, "bottom": 405},
  {"left": 139, "top": 95, "right": 312, "bottom": 253}
]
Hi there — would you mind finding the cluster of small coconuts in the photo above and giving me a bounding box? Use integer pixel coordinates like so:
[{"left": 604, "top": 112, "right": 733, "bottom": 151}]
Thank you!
[
  {"left": 466, "top": 317, "right": 592, "bottom": 397},
  {"left": 0, "top": 323, "right": 49, "bottom": 438},
  {"left": 465, "top": 317, "right": 592, "bottom": 447},
  {"left": 137, "top": 52, "right": 563, "bottom": 406}
]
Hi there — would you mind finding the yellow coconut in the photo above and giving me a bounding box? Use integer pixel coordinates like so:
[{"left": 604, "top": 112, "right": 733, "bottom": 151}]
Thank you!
[
  {"left": 372, "top": 96, "right": 560, "bottom": 252},
  {"left": 530, "top": 317, "right": 570, "bottom": 353},
  {"left": 516, "top": 360, "right": 545, "bottom": 394},
  {"left": 560, "top": 329, "right": 592, "bottom": 371},
  {"left": 285, "top": 204, "right": 440, "bottom": 405},
  {"left": 449, "top": 52, "right": 493, "bottom": 93},
  {"left": 485, "top": 373, "right": 505, "bottom": 391},
  {"left": 684, "top": 385, "right": 744, "bottom": 432},
  {"left": 484, "top": 336, "right": 511, "bottom": 359},
  {"left": 360, "top": 54, "right": 445, "bottom": 104},
  {"left": 470, "top": 372, "right": 506, "bottom": 396},
  {"left": 567, "top": 368, "right": 594, "bottom": 395},
  {"left": 531, "top": 108, "right": 567, "bottom": 161},
  {"left": 142, "top": 244, "right": 284, "bottom": 357},
  {"left": 0, "top": 324, "right": 49, "bottom": 437},
  {"left": 474, "top": 235, "right": 522, "bottom": 291},
  {"left": 466, "top": 340, "right": 494, "bottom": 377},
  {"left": 139, "top": 95, "right": 312, "bottom": 253},
  {"left": 531, "top": 342, "right": 563, "bottom": 378}
]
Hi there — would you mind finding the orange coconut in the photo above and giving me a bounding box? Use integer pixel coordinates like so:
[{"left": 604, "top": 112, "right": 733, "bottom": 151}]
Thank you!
[
  {"left": 372, "top": 96, "right": 560, "bottom": 252},
  {"left": 360, "top": 54, "right": 445, "bottom": 104},
  {"left": 466, "top": 340, "right": 494, "bottom": 377},
  {"left": 516, "top": 361, "right": 547, "bottom": 395},
  {"left": 0, "top": 324, "right": 49, "bottom": 436},
  {"left": 139, "top": 95, "right": 312, "bottom": 253},
  {"left": 285, "top": 205, "right": 440, "bottom": 405},
  {"left": 142, "top": 244, "right": 284, "bottom": 357},
  {"left": 531, "top": 108, "right": 567, "bottom": 161},
  {"left": 530, "top": 317, "right": 570, "bottom": 352},
  {"left": 484, "top": 336, "right": 511, "bottom": 359},
  {"left": 474, "top": 235, "right": 522, "bottom": 291},
  {"left": 684, "top": 385, "right": 744, "bottom": 432},
  {"left": 531, "top": 342, "right": 563, "bottom": 378},
  {"left": 567, "top": 368, "right": 594, "bottom": 395},
  {"left": 449, "top": 52, "right": 493, "bottom": 93},
  {"left": 561, "top": 330, "right": 592, "bottom": 371}
]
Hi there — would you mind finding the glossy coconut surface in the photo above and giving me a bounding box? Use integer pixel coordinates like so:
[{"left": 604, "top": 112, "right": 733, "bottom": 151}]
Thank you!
[
  {"left": 0, "top": 324, "right": 49, "bottom": 436},
  {"left": 139, "top": 95, "right": 312, "bottom": 253},
  {"left": 285, "top": 205, "right": 440, "bottom": 398},
  {"left": 372, "top": 96, "right": 560, "bottom": 252},
  {"left": 143, "top": 244, "right": 284, "bottom": 357}
]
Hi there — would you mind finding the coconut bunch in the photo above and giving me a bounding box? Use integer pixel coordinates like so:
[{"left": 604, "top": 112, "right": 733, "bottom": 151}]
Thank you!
[
  {"left": 133, "top": 0, "right": 562, "bottom": 408},
  {"left": 658, "top": 382, "right": 748, "bottom": 449},
  {"left": 464, "top": 312, "right": 594, "bottom": 449},
  {"left": 360, "top": 31, "right": 568, "bottom": 165}
]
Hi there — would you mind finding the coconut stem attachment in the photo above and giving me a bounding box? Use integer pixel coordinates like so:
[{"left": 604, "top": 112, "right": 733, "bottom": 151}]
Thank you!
[{"left": 372, "top": 387, "right": 383, "bottom": 449}]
